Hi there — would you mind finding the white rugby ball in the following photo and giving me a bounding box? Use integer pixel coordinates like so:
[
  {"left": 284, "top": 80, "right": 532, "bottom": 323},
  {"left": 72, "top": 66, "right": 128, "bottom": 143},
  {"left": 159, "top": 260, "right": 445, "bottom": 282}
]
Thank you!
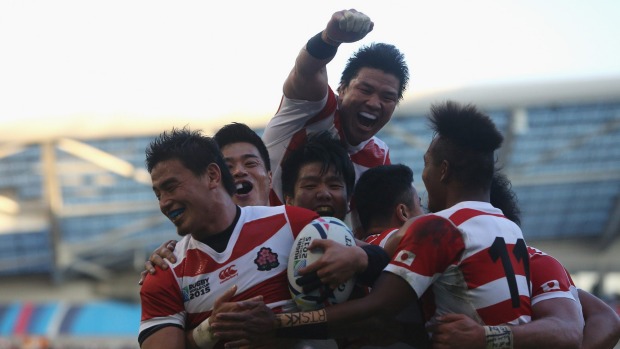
[{"left": 288, "top": 216, "right": 356, "bottom": 311}]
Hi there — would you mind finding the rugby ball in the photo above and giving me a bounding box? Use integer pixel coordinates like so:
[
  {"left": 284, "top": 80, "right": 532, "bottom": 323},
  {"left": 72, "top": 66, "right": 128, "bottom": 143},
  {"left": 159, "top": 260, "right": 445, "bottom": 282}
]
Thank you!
[{"left": 288, "top": 216, "right": 356, "bottom": 311}]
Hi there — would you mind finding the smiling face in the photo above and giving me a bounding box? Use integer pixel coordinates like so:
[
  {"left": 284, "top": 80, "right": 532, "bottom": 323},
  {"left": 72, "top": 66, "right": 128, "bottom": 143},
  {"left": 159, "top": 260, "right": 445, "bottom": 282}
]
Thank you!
[
  {"left": 151, "top": 158, "right": 213, "bottom": 237},
  {"left": 285, "top": 162, "right": 348, "bottom": 220},
  {"left": 221, "top": 142, "right": 272, "bottom": 207},
  {"left": 337, "top": 67, "right": 400, "bottom": 146}
]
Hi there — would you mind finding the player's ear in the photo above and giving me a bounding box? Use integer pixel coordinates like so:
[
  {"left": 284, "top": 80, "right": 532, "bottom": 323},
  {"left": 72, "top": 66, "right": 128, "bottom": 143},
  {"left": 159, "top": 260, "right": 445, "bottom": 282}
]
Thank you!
[
  {"left": 440, "top": 160, "right": 451, "bottom": 183},
  {"left": 396, "top": 203, "right": 409, "bottom": 223},
  {"left": 206, "top": 163, "right": 221, "bottom": 188}
]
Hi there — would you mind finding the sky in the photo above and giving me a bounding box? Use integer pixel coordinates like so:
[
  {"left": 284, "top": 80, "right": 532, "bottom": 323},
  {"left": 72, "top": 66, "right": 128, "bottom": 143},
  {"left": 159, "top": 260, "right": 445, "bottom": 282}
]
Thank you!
[{"left": 1, "top": 0, "right": 620, "bottom": 142}]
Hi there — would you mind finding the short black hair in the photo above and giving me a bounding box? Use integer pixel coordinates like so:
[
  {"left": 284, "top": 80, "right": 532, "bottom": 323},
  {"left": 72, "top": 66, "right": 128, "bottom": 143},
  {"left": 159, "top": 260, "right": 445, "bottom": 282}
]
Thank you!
[
  {"left": 353, "top": 164, "right": 414, "bottom": 232},
  {"left": 339, "top": 43, "right": 409, "bottom": 101},
  {"left": 214, "top": 123, "right": 271, "bottom": 171},
  {"left": 281, "top": 131, "right": 355, "bottom": 200},
  {"left": 490, "top": 170, "right": 521, "bottom": 226},
  {"left": 429, "top": 101, "right": 503, "bottom": 188},
  {"left": 145, "top": 127, "right": 236, "bottom": 195}
]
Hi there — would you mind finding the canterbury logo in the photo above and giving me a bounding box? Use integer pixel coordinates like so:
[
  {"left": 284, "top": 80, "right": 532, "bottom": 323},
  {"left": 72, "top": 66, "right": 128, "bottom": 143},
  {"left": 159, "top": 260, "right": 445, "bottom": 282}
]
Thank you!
[{"left": 219, "top": 265, "right": 238, "bottom": 283}]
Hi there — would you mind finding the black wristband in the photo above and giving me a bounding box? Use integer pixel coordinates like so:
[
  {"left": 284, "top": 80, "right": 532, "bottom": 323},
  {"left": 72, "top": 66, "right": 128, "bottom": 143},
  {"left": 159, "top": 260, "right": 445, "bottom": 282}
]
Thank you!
[
  {"left": 306, "top": 31, "right": 338, "bottom": 59},
  {"left": 275, "top": 322, "right": 329, "bottom": 339},
  {"left": 357, "top": 244, "right": 391, "bottom": 286}
]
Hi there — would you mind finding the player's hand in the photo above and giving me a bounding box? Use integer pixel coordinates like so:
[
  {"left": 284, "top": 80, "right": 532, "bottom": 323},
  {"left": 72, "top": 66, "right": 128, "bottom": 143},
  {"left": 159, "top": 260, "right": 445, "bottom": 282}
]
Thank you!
[
  {"left": 211, "top": 285, "right": 263, "bottom": 317},
  {"left": 211, "top": 300, "right": 276, "bottom": 347},
  {"left": 324, "top": 9, "right": 374, "bottom": 45},
  {"left": 138, "top": 239, "right": 177, "bottom": 285},
  {"left": 298, "top": 239, "right": 367, "bottom": 290},
  {"left": 427, "top": 313, "right": 485, "bottom": 349}
]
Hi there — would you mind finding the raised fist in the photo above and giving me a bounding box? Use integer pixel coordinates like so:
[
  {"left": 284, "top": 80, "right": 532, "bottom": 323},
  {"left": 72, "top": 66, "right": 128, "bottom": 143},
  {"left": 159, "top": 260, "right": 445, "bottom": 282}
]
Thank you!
[{"left": 325, "top": 9, "right": 374, "bottom": 44}]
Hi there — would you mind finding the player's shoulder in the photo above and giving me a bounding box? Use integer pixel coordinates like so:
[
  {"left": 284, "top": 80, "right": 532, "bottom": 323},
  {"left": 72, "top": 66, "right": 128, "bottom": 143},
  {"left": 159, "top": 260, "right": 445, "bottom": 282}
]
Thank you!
[
  {"left": 241, "top": 204, "right": 285, "bottom": 218},
  {"left": 528, "top": 246, "right": 564, "bottom": 269},
  {"left": 412, "top": 213, "right": 455, "bottom": 227},
  {"left": 406, "top": 214, "right": 461, "bottom": 239},
  {"left": 283, "top": 205, "right": 319, "bottom": 222}
]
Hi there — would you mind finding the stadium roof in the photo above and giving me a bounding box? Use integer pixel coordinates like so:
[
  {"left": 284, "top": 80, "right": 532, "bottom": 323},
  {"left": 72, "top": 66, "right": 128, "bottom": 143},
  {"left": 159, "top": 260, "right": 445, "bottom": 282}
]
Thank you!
[{"left": 395, "top": 75, "right": 620, "bottom": 116}]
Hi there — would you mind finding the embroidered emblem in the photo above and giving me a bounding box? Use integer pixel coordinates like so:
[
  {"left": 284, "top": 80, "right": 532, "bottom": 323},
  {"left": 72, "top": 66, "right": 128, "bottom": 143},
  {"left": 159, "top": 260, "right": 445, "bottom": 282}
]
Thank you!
[{"left": 254, "top": 247, "right": 279, "bottom": 271}]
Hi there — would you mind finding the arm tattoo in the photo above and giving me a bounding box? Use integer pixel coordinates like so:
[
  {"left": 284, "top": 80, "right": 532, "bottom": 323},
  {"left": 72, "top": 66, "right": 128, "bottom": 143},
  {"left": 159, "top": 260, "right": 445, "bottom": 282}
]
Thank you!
[{"left": 276, "top": 309, "right": 327, "bottom": 328}]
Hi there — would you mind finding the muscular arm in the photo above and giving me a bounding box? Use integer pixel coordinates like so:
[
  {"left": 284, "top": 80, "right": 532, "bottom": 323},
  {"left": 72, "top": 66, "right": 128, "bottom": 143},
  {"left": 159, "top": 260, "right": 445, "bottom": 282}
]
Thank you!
[
  {"left": 211, "top": 271, "right": 417, "bottom": 345},
  {"left": 283, "top": 36, "right": 333, "bottom": 102},
  {"left": 511, "top": 297, "right": 583, "bottom": 349},
  {"left": 579, "top": 289, "right": 620, "bottom": 349},
  {"left": 283, "top": 9, "right": 373, "bottom": 101},
  {"left": 431, "top": 298, "right": 583, "bottom": 349}
]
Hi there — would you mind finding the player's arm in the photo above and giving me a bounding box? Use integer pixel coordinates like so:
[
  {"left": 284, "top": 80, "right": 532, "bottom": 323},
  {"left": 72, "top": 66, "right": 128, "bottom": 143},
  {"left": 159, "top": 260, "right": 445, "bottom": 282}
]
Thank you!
[
  {"left": 141, "top": 326, "right": 186, "bottom": 349},
  {"left": 430, "top": 297, "right": 583, "bottom": 349},
  {"left": 139, "top": 266, "right": 187, "bottom": 349},
  {"left": 183, "top": 285, "right": 263, "bottom": 349},
  {"left": 578, "top": 288, "right": 620, "bottom": 349},
  {"left": 511, "top": 297, "right": 583, "bottom": 349},
  {"left": 210, "top": 270, "right": 417, "bottom": 346},
  {"left": 295, "top": 237, "right": 392, "bottom": 291},
  {"left": 284, "top": 9, "right": 373, "bottom": 101}
]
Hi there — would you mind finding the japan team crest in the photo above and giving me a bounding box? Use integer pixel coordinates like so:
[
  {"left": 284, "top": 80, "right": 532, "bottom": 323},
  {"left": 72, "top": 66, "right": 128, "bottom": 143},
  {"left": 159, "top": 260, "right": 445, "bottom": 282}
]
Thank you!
[{"left": 254, "top": 247, "right": 279, "bottom": 271}]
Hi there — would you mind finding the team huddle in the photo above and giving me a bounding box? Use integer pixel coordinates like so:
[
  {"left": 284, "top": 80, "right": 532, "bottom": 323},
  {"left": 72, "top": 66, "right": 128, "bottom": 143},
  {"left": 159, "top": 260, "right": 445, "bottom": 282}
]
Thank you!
[{"left": 136, "top": 9, "right": 620, "bottom": 349}]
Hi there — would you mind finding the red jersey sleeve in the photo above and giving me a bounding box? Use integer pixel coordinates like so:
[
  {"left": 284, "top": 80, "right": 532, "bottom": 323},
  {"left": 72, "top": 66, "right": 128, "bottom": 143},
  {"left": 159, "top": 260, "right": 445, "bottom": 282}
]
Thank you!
[{"left": 140, "top": 266, "right": 185, "bottom": 322}]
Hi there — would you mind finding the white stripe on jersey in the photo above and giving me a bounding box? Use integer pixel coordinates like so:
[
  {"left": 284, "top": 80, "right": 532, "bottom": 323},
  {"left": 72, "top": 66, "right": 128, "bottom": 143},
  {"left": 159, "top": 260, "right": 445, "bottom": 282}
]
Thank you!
[{"left": 469, "top": 275, "right": 531, "bottom": 308}]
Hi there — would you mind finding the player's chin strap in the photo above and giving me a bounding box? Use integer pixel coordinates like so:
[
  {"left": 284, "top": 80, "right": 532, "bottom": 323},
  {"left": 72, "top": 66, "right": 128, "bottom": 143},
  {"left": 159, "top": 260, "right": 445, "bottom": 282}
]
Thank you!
[
  {"left": 192, "top": 317, "right": 217, "bottom": 349},
  {"left": 274, "top": 309, "right": 330, "bottom": 339},
  {"left": 483, "top": 326, "right": 513, "bottom": 349}
]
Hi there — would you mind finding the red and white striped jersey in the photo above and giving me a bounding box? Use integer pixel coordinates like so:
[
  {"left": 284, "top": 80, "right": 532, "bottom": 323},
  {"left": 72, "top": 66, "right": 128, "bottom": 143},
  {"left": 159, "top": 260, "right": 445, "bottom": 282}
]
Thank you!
[
  {"left": 529, "top": 246, "right": 580, "bottom": 308},
  {"left": 139, "top": 205, "right": 318, "bottom": 338},
  {"left": 263, "top": 87, "right": 390, "bottom": 205},
  {"left": 384, "top": 201, "right": 532, "bottom": 326},
  {"left": 364, "top": 228, "right": 398, "bottom": 248}
]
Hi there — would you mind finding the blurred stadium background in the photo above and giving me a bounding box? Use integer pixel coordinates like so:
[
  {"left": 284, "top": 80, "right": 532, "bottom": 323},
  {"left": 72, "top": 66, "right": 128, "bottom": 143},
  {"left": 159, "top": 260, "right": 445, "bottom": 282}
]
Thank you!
[{"left": 1, "top": 76, "right": 619, "bottom": 348}]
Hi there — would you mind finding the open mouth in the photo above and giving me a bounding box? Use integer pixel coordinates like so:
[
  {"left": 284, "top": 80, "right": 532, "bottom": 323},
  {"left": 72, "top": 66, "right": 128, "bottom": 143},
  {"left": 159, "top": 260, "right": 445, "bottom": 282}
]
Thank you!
[
  {"left": 168, "top": 208, "right": 185, "bottom": 223},
  {"left": 358, "top": 112, "right": 378, "bottom": 128},
  {"left": 314, "top": 206, "right": 335, "bottom": 217},
  {"left": 235, "top": 181, "right": 253, "bottom": 195}
]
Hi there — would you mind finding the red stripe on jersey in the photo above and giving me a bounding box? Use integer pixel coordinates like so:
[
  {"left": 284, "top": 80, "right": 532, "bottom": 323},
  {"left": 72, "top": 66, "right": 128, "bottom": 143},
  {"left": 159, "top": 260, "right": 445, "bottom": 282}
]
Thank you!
[
  {"left": 449, "top": 208, "right": 505, "bottom": 226},
  {"left": 391, "top": 215, "right": 464, "bottom": 277},
  {"left": 284, "top": 206, "right": 320, "bottom": 236},
  {"left": 365, "top": 228, "right": 398, "bottom": 246},
  {"left": 462, "top": 244, "right": 529, "bottom": 289},
  {"left": 304, "top": 89, "right": 338, "bottom": 126},
  {"left": 233, "top": 271, "right": 292, "bottom": 311},
  {"left": 476, "top": 296, "right": 531, "bottom": 325},
  {"left": 282, "top": 130, "right": 308, "bottom": 165},
  {"left": 349, "top": 139, "right": 389, "bottom": 168},
  {"left": 269, "top": 189, "right": 283, "bottom": 206}
]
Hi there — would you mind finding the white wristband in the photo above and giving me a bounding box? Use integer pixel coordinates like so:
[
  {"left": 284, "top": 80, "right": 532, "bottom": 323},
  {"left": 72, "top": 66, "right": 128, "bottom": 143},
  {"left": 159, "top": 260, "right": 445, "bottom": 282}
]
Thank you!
[
  {"left": 483, "top": 325, "right": 513, "bottom": 349},
  {"left": 192, "top": 317, "right": 217, "bottom": 349}
]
